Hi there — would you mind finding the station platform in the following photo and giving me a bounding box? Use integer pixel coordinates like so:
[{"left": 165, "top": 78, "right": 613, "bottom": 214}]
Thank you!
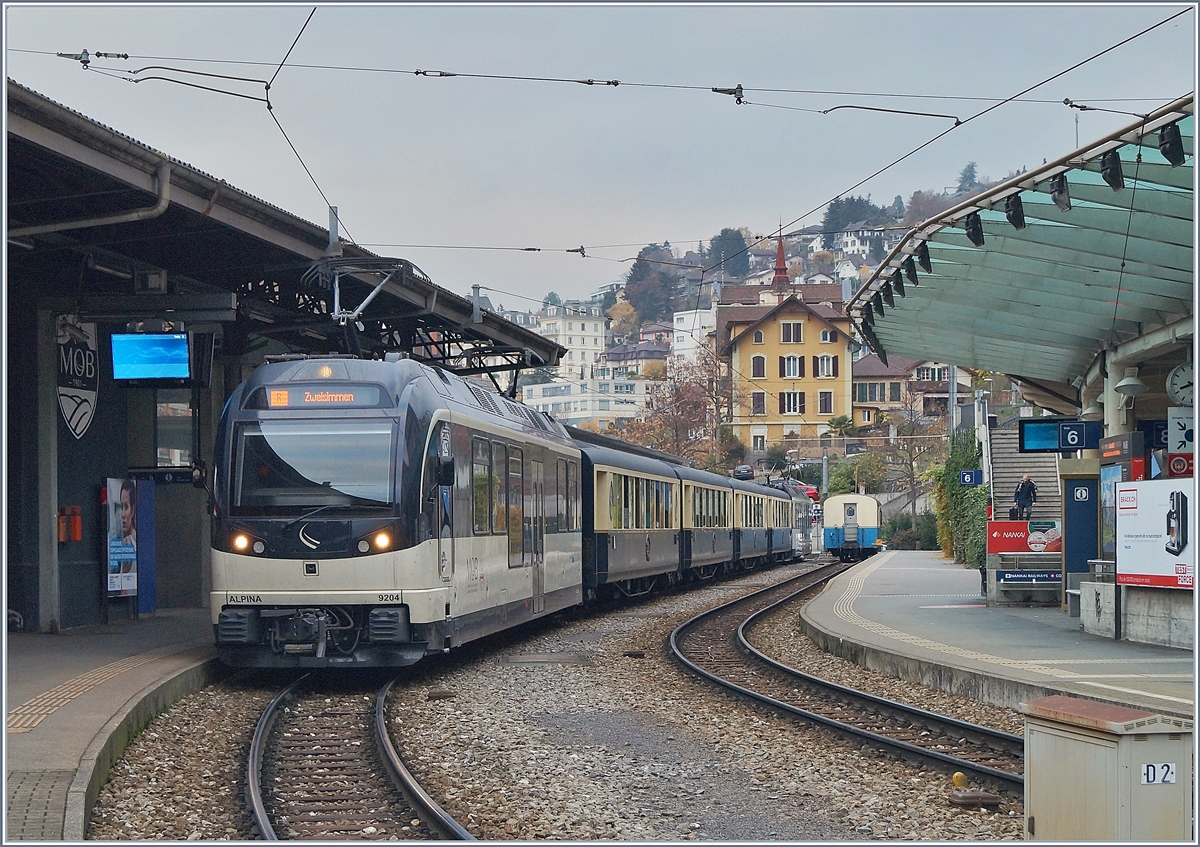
[
  {"left": 5, "top": 608, "right": 220, "bottom": 841},
  {"left": 801, "top": 549, "right": 1195, "bottom": 720}
]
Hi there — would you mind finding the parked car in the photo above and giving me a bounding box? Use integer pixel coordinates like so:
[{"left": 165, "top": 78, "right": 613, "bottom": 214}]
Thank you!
[
  {"left": 731, "top": 464, "right": 755, "bottom": 480},
  {"left": 798, "top": 483, "right": 820, "bottom": 501}
]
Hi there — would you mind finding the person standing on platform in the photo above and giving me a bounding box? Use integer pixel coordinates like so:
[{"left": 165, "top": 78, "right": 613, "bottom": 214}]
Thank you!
[{"left": 1013, "top": 474, "right": 1038, "bottom": 520}]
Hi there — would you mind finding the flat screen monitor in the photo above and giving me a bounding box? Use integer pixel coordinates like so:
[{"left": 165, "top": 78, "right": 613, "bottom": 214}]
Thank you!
[
  {"left": 111, "top": 333, "right": 191, "bottom": 380},
  {"left": 1018, "top": 417, "right": 1076, "bottom": 453}
]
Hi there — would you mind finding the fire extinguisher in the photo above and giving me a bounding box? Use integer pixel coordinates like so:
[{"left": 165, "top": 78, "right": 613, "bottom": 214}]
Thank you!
[{"left": 70, "top": 505, "right": 83, "bottom": 542}]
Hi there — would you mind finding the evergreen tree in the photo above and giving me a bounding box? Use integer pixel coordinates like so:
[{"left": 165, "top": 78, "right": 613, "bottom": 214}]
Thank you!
[{"left": 705, "top": 228, "right": 750, "bottom": 279}]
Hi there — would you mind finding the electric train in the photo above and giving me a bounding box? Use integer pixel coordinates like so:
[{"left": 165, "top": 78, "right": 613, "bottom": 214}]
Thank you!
[
  {"left": 821, "top": 492, "right": 882, "bottom": 561},
  {"left": 209, "top": 354, "right": 812, "bottom": 668}
]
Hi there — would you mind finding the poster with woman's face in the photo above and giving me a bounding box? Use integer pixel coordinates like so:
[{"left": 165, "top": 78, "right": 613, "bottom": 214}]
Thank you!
[{"left": 106, "top": 478, "right": 138, "bottom": 596}]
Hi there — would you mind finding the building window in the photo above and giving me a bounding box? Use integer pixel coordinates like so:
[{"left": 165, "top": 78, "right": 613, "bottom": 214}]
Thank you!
[
  {"left": 868, "top": 382, "right": 878, "bottom": 402},
  {"left": 783, "top": 355, "right": 800, "bottom": 378},
  {"left": 819, "top": 391, "right": 833, "bottom": 415},
  {"left": 749, "top": 330, "right": 761, "bottom": 344},
  {"left": 751, "top": 355, "right": 766, "bottom": 378},
  {"left": 598, "top": 400, "right": 610, "bottom": 411},
  {"left": 781, "top": 321, "right": 803, "bottom": 343},
  {"left": 568, "top": 322, "right": 574, "bottom": 331},
  {"left": 676, "top": 316, "right": 685, "bottom": 324},
  {"left": 917, "top": 366, "right": 948, "bottom": 381},
  {"left": 677, "top": 334, "right": 685, "bottom": 344},
  {"left": 890, "top": 382, "right": 902, "bottom": 401},
  {"left": 861, "top": 409, "right": 873, "bottom": 423},
  {"left": 615, "top": 383, "right": 634, "bottom": 394},
  {"left": 816, "top": 354, "right": 838, "bottom": 378},
  {"left": 751, "top": 391, "right": 766, "bottom": 415},
  {"left": 752, "top": 434, "right": 766, "bottom": 452},
  {"left": 820, "top": 329, "right": 837, "bottom": 343},
  {"left": 780, "top": 391, "right": 805, "bottom": 415}
]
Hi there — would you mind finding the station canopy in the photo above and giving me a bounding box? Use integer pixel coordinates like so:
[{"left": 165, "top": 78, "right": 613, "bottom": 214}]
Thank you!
[{"left": 849, "top": 96, "right": 1193, "bottom": 408}]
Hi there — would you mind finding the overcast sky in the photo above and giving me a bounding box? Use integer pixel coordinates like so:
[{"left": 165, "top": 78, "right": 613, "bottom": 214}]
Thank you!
[{"left": 4, "top": 3, "right": 1196, "bottom": 309}]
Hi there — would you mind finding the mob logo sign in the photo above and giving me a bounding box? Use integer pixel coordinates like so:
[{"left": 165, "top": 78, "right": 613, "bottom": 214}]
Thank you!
[{"left": 57, "top": 316, "right": 99, "bottom": 439}]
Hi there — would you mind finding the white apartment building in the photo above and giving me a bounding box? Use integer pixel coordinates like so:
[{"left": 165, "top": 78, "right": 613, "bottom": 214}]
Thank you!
[
  {"left": 519, "top": 377, "right": 661, "bottom": 429},
  {"left": 670, "top": 306, "right": 716, "bottom": 363},
  {"left": 539, "top": 300, "right": 607, "bottom": 380}
]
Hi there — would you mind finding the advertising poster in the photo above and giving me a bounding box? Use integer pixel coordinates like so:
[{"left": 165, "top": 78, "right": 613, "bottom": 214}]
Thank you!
[
  {"left": 1116, "top": 479, "right": 1193, "bottom": 588},
  {"left": 1099, "top": 462, "right": 1124, "bottom": 558},
  {"left": 986, "top": 520, "right": 1061, "bottom": 554},
  {"left": 106, "top": 477, "right": 138, "bottom": 596}
]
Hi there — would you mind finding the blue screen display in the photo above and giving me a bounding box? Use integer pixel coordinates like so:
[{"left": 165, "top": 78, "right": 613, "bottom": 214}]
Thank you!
[
  {"left": 1019, "top": 420, "right": 1061, "bottom": 452},
  {"left": 111, "top": 334, "right": 190, "bottom": 380}
]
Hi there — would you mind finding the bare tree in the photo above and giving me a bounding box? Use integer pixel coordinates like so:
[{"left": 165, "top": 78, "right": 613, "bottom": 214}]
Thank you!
[{"left": 880, "top": 388, "right": 949, "bottom": 533}]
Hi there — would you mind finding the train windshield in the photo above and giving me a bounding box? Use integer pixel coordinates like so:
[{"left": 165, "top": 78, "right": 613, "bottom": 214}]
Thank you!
[{"left": 232, "top": 420, "right": 395, "bottom": 514}]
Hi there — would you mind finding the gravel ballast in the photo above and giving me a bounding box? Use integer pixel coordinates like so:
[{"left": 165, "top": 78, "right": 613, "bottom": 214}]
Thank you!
[{"left": 87, "top": 562, "right": 1025, "bottom": 840}]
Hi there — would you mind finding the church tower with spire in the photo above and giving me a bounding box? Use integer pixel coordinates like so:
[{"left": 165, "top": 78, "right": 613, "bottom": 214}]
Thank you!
[{"left": 770, "top": 232, "right": 791, "bottom": 300}]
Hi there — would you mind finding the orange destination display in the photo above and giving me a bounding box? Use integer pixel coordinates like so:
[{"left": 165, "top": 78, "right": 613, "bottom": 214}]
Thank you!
[{"left": 265, "top": 384, "right": 383, "bottom": 408}]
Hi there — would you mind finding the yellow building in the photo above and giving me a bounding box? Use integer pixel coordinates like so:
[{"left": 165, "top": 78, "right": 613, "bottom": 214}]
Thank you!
[{"left": 717, "top": 294, "right": 854, "bottom": 459}]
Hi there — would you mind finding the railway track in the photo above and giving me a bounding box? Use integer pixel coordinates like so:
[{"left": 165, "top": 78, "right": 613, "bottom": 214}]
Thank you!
[
  {"left": 670, "top": 560, "right": 1025, "bottom": 794},
  {"left": 247, "top": 674, "right": 474, "bottom": 840}
]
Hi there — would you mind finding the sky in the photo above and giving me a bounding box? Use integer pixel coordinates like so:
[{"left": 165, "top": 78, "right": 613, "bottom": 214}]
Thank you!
[{"left": 3, "top": 2, "right": 1196, "bottom": 310}]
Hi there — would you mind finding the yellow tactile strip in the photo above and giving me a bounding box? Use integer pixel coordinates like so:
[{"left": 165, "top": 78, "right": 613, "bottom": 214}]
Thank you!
[
  {"left": 830, "top": 553, "right": 1194, "bottom": 709},
  {"left": 6, "top": 643, "right": 195, "bottom": 733}
]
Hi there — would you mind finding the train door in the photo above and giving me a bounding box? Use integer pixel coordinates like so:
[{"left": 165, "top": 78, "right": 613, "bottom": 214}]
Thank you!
[
  {"left": 530, "top": 459, "right": 545, "bottom": 613},
  {"left": 844, "top": 501, "right": 860, "bottom": 546},
  {"left": 436, "top": 423, "right": 454, "bottom": 581}
]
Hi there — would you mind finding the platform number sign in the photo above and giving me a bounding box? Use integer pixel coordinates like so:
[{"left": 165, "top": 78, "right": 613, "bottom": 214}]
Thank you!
[
  {"left": 959, "top": 470, "right": 983, "bottom": 486},
  {"left": 1141, "top": 762, "right": 1176, "bottom": 785}
]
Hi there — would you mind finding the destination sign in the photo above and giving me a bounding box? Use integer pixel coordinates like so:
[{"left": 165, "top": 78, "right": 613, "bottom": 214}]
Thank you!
[{"left": 266, "top": 384, "right": 383, "bottom": 408}]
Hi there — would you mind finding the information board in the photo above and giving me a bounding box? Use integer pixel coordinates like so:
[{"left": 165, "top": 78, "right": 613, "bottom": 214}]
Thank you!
[{"left": 1116, "top": 479, "right": 1194, "bottom": 589}]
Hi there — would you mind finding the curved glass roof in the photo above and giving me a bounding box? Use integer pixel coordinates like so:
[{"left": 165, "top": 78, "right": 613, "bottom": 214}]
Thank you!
[{"left": 849, "top": 97, "right": 1193, "bottom": 388}]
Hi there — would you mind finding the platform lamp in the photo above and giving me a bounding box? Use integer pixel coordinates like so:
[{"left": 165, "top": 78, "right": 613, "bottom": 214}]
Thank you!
[
  {"left": 1049, "top": 173, "right": 1072, "bottom": 212},
  {"left": 964, "top": 212, "right": 985, "bottom": 247},
  {"left": 915, "top": 239, "right": 931, "bottom": 273},
  {"left": 1158, "top": 121, "right": 1186, "bottom": 167},
  {"left": 1113, "top": 366, "right": 1148, "bottom": 397},
  {"left": 1081, "top": 396, "right": 1104, "bottom": 418},
  {"left": 1101, "top": 150, "right": 1125, "bottom": 190},
  {"left": 1004, "top": 193, "right": 1026, "bottom": 229}
]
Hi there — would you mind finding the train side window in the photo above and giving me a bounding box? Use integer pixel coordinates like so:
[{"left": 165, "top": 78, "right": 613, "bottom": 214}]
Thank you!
[
  {"left": 556, "top": 458, "right": 567, "bottom": 532},
  {"left": 492, "top": 443, "right": 508, "bottom": 535},
  {"left": 568, "top": 460, "right": 579, "bottom": 531},
  {"left": 610, "top": 473, "right": 622, "bottom": 530},
  {"left": 664, "top": 482, "right": 672, "bottom": 529},
  {"left": 622, "top": 474, "right": 631, "bottom": 529},
  {"left": 472, "top": 438, "right": 491, "bottom": 534},
  {"left": 508, "top": 447, "right": 523, "bottom": 564}
]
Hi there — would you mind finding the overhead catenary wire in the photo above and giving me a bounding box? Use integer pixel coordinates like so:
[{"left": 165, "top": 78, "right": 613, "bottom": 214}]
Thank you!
[
  {"left": 31, "top": 7, "right": 1188, "bottom": 298},
  {"left": 24, "top": 46, "right": 1179, "bottom": 106}
]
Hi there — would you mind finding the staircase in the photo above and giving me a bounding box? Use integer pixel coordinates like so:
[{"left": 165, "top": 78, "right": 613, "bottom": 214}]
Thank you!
[{"left": 988, "top": 427, "right": 1061, "bottom": 522}]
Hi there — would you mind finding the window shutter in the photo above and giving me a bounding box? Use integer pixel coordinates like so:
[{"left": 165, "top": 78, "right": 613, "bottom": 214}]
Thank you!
[
  {"left": 829, "top": 329, "right": 837, "bottom": 342},
  {"left": 832, "top": 356, "right": 839, "bottom": 377},
  {"left": 812, "top": 356, "right": 819, "bottom": 377},
  {"left": 779, "top": 394, "right": 785, "bottom": 414},
  {"left": 779, "top": 356, "right": 786, "bottom": 378},
  {"left": 798, "top": 392, "right": 806, "bottom": 414}
]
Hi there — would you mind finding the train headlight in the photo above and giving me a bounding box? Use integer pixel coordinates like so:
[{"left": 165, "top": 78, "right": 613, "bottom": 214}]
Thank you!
[
  {"left": 233, "top": 533, "right": 251, "bottom": 552},
  {"left": 252, "top": 540, "right": 266, "bottom": 554},
  {"left": 373, "top": 532, "right": 391, "bottom": 551},
  {"left": 357, "top": 539, "right": 370, "bottom": 553}
]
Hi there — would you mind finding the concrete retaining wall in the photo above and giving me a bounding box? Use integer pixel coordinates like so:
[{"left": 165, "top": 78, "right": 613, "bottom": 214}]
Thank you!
[
  {"left": 798, "top": 615, "right": 1064, "bottom": 713},
  {"left": 63, "top": 658, "right": 228, "bottom": 841},
  {"left": 1123, "top": 585, "right": 1194, "bottom": 650},
  {"left": 1080, "top": 582, "right": 1116, "bottom": 638}
]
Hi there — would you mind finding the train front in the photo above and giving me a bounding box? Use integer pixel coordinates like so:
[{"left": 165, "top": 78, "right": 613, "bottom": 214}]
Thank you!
[{"left": 209, "top": 356, "right": 442, "bottom": 667}]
